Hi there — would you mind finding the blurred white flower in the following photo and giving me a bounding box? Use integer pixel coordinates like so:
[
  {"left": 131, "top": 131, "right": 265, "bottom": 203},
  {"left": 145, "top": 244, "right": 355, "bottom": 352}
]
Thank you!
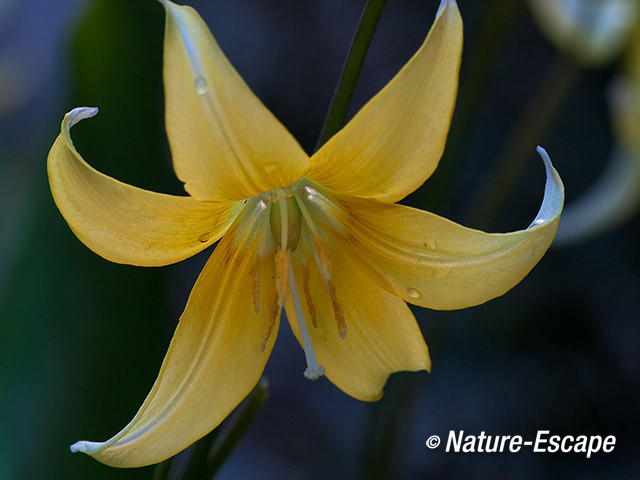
[{"left": 529, "top": 0, "right": 639, "bottom": 66}]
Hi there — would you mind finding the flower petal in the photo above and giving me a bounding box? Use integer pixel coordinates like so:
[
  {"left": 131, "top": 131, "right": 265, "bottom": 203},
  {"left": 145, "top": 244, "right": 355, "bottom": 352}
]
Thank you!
[
  {"left": 308, "top": 0, "right": 462, "bottom": 203},
  {"left": 554, "top": 148, "right": 640, "bottom": 246},
  {"left": 555, "top": 78, "right": 640, "bottom": 245},
  {"left": 528, "top": 0, "right": 639, "bottom": 67},
  {"left": 48, "top": 107, "right": 242, "bottom": 266},
  {"left": 70, "top": 201, "right": 279, "bottom": 467},
  {"left": 306, "top": 147, "right": 564, "bottom": 310},
  {"left": 162, "top": 0, "right": 310, "bottom": 201},
  {"left": 285, "top": 245, "right": 430, "bottom": 402}
]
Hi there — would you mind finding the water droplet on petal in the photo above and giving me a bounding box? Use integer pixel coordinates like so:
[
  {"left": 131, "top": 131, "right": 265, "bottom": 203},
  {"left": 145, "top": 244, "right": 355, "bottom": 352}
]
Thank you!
[
  {"left": 257, "top": 200, "right": 268, "bottom": 210},
  {"left": 195, "top": 77, "right": 208, "bottom": 95},
  {"left": 406, "top": 288, "right": 422, "bottom": 299},
  {"left": 198, "top": 232, "right": 212, "bottom": 243},
  {"left": 423, "top": 239, "right": 438, "bottom": 251}
]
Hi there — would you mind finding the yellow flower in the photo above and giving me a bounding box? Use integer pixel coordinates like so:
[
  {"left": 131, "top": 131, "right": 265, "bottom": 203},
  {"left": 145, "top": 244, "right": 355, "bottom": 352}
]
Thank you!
[{"left": 48, "top": 0, "right": 563, "bottom": 468}]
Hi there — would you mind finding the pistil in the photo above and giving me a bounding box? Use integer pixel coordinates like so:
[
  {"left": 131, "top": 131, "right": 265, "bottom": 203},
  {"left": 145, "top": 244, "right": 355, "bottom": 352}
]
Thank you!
[{"left": 289, "top": 262, "right": 326, "bottom": 380}]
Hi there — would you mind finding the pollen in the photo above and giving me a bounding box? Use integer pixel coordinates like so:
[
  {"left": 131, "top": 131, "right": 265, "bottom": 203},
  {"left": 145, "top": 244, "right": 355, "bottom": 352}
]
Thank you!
[
  {"left": 261, "top": 290, "right": 279, "bottom": 352},
  {"left": 302, "top": 263, "right": 318, "bottom": 328},
  {"left": 313, "top": 235, "right": 332, "bottom": 280},
  {"left": 275, "top": 250, "right": 290, "bottom": 307},
  {"left": 326, "top": 279, "right": 347, "bottom": 339}
]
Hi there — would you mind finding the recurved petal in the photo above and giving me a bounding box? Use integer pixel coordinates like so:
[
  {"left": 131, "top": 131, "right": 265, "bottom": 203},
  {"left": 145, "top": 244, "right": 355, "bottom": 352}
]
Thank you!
[
  {"left": 70, "top": 203, "right": 279, "bottom": 467},
  {"left": 48, "top": 107, "right": 242, "bottom": 267},
  {"left": 285, "top": 247, "right": 430, "bottom": 402},
  {"left": 308, "top": 0, "right": 462, "bottom": 203},
  {"left": 308, "top": 147, "right": 564, "bottom": 310},
  {"left": 162, "top": 0, "right": 310, "bottom": 201}
]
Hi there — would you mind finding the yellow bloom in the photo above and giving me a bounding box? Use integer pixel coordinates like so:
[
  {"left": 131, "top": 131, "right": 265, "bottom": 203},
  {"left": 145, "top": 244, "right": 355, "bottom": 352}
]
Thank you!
[{"left": 48, "top": 0, "right": 563, "bottom": 468}]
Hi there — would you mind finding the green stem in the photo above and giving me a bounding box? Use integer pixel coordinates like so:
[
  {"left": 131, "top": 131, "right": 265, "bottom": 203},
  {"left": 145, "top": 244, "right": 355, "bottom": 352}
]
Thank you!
[
  {"left": 154, "top": 379, "right": 269, "bottom": 480},
  {"left": 424, "top": 0, "right": 526, "bottom": 211},
  {"left": 361, "top": 374, "right": 421, "bottom": 480},
  {"left": 203, "top": 378, "right": 270, "bottom": 477},
  {"left": 360, "top": 312, "right": 452, "bottom": 480},
  {"left": 180, "top": 427, "right": 222, "bottom": 480},
  {"left": 151, "top": 457, "right": 173, "bottom": 480},
  {"left": 315, "top": 0, "right": 387, "bottom": 151},
  {"left": 467, "top": 54, "right": 581, "bottom": 228}
]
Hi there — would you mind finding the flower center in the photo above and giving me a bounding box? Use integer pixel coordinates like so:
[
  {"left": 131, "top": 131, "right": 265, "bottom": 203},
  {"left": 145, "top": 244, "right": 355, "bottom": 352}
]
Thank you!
[
  {"left": 269, "top": 194, "right": 301, "bottom": 251},
  {"left": 252, "top": 181, "right": 347, "bottom": 381}
]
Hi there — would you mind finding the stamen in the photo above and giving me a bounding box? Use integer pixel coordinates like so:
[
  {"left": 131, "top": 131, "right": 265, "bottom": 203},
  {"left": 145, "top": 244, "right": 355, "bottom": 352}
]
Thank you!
[
  {"left": 275, "top": 250, "right": 290, "bottom": 307},
  {"left": 261, "top": 290, "right": 279, "bottom": 352},
  {"left": 325, "top": 280, "right": 347, "bottom": 339},
  {"left": 295, "top": 192, "right": 331, "bottom": 279},
  {"left": 313, "top": 235, "right": 332, "bottom": 280},
  {"left": 251, "top": 216, "right": 271, "bottom": 314},
  {"left": 296, "top": 188, "right": 346, "bottom": 339},
  {"left": 301, "top": 262, "right": 318, "bottom": 328},
  {"left": 294, "top": 192, "right": 319, "bottom": 237},
  {"left": 289, "top": 262, "right": 325, "bottom": 380},
  {"left": 279, "top": 197, "right": 289, "bottom": 251}
]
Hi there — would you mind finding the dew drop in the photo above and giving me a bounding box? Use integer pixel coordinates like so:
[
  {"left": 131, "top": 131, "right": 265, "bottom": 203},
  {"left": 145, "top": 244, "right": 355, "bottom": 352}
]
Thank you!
[
  {"left": 195, "top": 77, "right": 208, "bottom": 95},
  {"left": 406, "top": 288, "right": 422, "bottom": 299},
  {"left": 423, "top": 239, "right": 438, "bottom": 251},
  {"left": 257, "top": 200, "right": 268, "bottom": 210},
  {"left": 198, "top": 232, "right": 212, "bottom": 243}
]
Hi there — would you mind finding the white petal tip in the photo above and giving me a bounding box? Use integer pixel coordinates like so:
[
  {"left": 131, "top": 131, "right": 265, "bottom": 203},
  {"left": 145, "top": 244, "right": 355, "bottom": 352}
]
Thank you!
[
  {"left": 437, "top": 0, "right": 456, "bottom": 17},
  {"left": 68, "top": 107, "right": 99, "bottom": 127},
  {"left": 528, "top": 146, "right": 564, "bottom": 228},
  {"left": 70, "top": 440, "right": 102, "bottom": 454},
  {"left": 536, "top": 145, "right": 550, "bottom": 164}
]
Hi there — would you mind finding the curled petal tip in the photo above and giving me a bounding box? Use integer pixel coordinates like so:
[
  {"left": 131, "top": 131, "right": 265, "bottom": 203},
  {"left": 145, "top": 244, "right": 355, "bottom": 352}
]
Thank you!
[
  {"left": 68, "top": 107, "right": 99, "bottom": 127},
  {"left": 528, "top": 146, "right": 564, "bottom": 228},
  {"left": 437, "top": 0, "right": 457, "bottom": 17},
  {"left": 536, "top": 145, "right": 549, "bottom": 163},
  {"left": 70, "top": 440, "right": 102, "bottom": 454}
]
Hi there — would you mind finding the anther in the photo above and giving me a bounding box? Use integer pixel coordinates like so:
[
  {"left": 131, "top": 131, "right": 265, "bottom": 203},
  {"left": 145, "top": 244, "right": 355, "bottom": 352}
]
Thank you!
[
  {"left": 261, "top": 290, "right": 279, "bottom": 352},
  {"left": 301, "top": 263, "right": 318, "bottom": 328},
  {"left": 326, "top": 280, "right": 347, "bottom": 339},
  {"left": 275, "top": 250, "right": 290, "bottom": 307},
  {"left": 313, "top": 235, "right": 332, "bottom": 280}
]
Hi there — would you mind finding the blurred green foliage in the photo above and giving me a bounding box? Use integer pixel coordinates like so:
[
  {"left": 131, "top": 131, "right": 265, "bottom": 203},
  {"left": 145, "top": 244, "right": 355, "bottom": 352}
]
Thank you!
[{"left": 0, "top": 1, "right": 178, "bottom": 478}]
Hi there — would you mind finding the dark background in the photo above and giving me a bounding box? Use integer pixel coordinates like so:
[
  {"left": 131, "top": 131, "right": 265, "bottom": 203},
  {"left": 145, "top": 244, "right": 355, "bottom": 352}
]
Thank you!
[{"left": 0, "top": 0, "right": 638, "bottom": 479}]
